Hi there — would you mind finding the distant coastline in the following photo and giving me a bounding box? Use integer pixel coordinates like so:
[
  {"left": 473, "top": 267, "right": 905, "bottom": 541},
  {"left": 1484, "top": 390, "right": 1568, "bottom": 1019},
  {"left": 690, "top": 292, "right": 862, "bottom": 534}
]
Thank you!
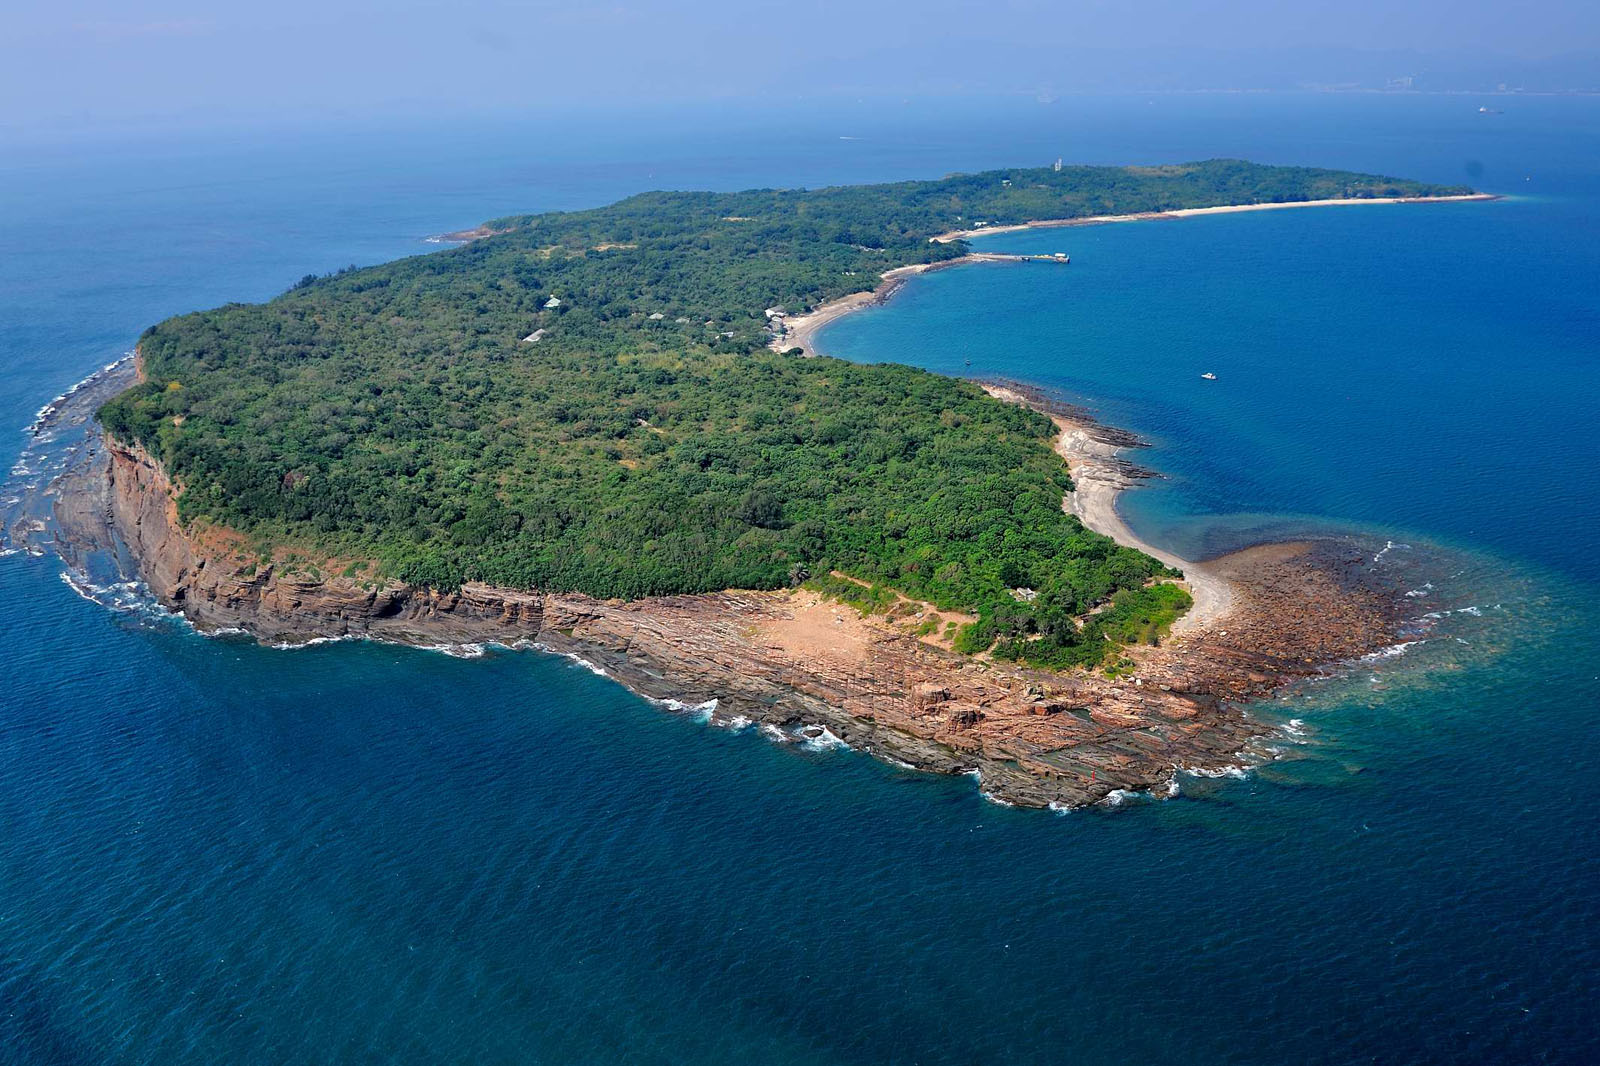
[
  {"left": 425, "top": 224, "right": 509, "bottom": 244},
  {"left": 774, "top": 194, "right": 1497, "bottom": 358},
  {"left": 930, "top": 192, "right": 1499, "bottom": 243}
]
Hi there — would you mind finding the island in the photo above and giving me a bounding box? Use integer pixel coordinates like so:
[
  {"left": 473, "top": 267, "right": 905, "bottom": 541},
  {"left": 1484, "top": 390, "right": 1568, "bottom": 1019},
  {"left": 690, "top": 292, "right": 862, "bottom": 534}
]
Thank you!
[{"left": 45, "top": 160, "right": 1485, "bottom": 807}]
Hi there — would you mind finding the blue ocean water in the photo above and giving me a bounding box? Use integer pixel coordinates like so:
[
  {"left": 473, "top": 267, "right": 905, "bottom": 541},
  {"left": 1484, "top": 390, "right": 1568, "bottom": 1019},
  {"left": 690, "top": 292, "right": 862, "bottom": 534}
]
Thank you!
[{"left": 3, "top": 95, "right": 1598, "bottom": 1063}]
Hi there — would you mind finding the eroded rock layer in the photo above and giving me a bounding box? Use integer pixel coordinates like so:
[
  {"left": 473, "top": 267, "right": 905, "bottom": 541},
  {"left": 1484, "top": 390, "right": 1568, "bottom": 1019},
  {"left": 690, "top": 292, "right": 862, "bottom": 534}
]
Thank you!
[{"left": 40, "top": 435, "right": 1408, "bottom": 808}]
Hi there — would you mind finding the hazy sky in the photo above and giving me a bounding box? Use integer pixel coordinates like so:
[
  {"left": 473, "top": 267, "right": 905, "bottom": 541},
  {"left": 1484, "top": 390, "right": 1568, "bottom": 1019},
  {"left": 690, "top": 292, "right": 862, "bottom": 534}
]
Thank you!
[{"left": 5, "top": 0, "right": 1598, "bottom": 131}]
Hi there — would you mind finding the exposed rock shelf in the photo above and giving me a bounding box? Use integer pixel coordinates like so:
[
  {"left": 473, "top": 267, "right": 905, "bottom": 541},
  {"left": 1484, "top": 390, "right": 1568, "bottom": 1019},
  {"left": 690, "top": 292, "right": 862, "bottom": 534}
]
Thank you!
[{"left": 40, "top": 433, "right": 1409, "bottom": 809}]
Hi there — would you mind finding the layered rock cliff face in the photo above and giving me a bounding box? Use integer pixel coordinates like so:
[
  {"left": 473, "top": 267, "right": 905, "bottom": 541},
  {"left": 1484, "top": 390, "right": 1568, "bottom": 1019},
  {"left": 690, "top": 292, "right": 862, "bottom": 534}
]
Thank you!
[
  {"left": 103, "top": 438, "right": 560, "bottom": 644},
  {"left": 75, "top": 436, "right": 1402, "bottom": 808}
]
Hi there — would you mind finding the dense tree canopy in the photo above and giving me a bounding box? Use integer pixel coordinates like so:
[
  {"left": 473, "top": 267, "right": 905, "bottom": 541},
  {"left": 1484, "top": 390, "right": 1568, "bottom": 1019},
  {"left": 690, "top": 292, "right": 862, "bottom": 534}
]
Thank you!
[{"left": 100, "top": 160, "right": 1466, "bottom": 666}]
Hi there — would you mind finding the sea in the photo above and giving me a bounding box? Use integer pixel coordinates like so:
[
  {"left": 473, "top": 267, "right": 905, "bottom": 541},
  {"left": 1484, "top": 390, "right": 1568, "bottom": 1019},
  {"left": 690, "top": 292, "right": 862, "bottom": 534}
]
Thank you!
[{"left": 1, "top": 94, "right": 1596, "bottom": 1063}]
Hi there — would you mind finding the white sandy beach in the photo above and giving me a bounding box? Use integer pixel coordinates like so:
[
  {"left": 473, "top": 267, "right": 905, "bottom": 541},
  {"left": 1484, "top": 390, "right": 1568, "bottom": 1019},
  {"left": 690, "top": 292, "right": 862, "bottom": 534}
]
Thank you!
[
  {"left": 771, "top": 261, "right": 948, "bottom": 356},
  {"left": 980, "top": 386, "right": 1235, "bottom": 634},
  {"left": 772, "top": 253, "right": 1035, "bottom": 356},
  {"left": 932, "top": 192, "right": 1497, "bottom": 243}
]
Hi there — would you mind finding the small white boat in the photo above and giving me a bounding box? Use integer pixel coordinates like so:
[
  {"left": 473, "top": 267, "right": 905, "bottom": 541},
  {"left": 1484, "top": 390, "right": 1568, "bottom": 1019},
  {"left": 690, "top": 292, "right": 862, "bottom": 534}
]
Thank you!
[{"left": 1200, "top": 372, "right": 1217, "bottom": 380}]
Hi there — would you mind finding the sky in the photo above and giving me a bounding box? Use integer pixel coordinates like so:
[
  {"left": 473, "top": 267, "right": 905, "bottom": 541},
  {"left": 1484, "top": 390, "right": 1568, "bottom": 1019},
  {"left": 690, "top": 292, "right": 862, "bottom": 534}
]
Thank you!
[{"left": 3, "top": 0, "right": 1598, "bottom": 133}]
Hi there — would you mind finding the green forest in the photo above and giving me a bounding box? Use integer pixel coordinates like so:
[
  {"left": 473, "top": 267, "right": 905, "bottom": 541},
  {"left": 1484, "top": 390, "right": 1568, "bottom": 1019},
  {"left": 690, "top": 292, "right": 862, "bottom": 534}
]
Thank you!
[{"left": 100, "top": 159, "right": 1467, "bottom": 667}]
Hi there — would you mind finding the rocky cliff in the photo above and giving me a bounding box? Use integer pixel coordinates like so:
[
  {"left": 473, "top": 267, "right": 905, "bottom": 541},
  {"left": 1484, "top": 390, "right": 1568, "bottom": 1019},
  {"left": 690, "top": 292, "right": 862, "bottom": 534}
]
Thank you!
[
  {"left": 55, "top": 434, "right": 1404, "bottom": 809},
  {"left": 102, "top": 437, "right": 563, "bottom": 644}
]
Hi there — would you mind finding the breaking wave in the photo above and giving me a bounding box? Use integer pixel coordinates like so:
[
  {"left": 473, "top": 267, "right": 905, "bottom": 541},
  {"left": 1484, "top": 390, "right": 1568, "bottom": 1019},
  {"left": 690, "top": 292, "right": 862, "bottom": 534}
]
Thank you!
[
  {"left": 1181, "top": 764, "right": 1251, "bottom": 780},
  {"left": 57, "top": 570, "right": 184, "bottom": 624},
  {"left": 528, "top": 644, "right": 611, "bottom": 677},
  {"left": 24, "top": 353, "right": 135, "bottom": 438},
  {"left": 1102, "top": 788, "right": 1145, "bottom": 807},
  {"left": 1359, "top": 639, "right": 1426, "bottom": 663},
  {"left": 268, "top": 634, "right": 360, "bottom": 651},
  {"left": 1371, "top": 540, "right": 1410, "bottom": 564},
  {"left": 801, "top": 726, "right": 851, "bottom": 752},
  {"left": 416, "top": 642, "right": 490, "bottom": 658}
]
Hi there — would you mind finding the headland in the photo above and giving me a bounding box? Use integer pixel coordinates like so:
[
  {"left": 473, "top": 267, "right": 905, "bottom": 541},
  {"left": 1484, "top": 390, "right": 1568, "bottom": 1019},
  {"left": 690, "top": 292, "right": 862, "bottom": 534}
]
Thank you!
[
  {"left": 36, "top": 417, "right": 1408, "bottom": 809},
  {"left": 16, "top": 161, "right": 1469, "bottom": 808}
]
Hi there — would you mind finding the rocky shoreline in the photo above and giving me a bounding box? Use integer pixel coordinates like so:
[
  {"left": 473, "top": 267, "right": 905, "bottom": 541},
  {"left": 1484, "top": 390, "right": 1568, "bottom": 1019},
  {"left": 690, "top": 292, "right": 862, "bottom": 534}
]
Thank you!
[
  {"left": 26, "top": 410, "right": 1413, "bottom": 809},
  {"left": 5, "top": 306, "right": 1425, "bottom": 811}
]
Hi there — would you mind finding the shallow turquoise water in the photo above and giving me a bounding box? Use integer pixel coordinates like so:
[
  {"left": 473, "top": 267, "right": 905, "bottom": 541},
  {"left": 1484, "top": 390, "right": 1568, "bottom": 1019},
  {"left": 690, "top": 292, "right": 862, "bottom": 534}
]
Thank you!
[{"left": 2, "top": 96, "right": 1597, "bottom": 1063}]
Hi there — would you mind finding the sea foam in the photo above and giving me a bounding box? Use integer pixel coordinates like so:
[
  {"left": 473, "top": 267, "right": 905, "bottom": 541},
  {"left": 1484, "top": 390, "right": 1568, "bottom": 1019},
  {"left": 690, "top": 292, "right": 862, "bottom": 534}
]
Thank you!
[{"left": 1359, "top": 639, "right": 1426, "bottom": 663}]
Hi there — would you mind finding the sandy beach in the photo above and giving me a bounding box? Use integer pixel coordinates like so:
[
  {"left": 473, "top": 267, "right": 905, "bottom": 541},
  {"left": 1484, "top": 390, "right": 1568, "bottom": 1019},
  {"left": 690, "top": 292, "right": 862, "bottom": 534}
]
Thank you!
[
  {"left": 772, "top": 262, "right": 944, "bottom": 357},
  {"left": 979, "top": 385, "right": 1236, "bottom": 634},
  {"left": 932, "top": 192, "right": 1498, "bottom": 243},
  {"left": 771, "top": 253, "right": 1034, "bottom": 356}
]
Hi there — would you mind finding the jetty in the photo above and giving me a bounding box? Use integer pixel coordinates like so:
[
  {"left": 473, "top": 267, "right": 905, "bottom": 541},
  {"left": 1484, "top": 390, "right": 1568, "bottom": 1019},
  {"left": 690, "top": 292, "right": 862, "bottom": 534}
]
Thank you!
[{"left": 970, "top": 252, "right": 1070, "bottom": 265}]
